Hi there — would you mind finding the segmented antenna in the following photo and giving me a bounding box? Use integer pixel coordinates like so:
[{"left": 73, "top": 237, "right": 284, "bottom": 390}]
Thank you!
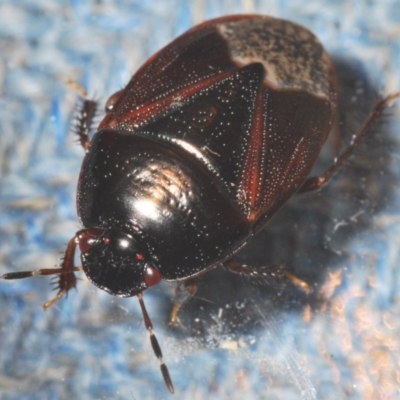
[
  {"left": 137, "top": 292, "right": 175, "bottom": 394},
  {"left": 0, "top": 236, "right": 81, "bottom": 309}
]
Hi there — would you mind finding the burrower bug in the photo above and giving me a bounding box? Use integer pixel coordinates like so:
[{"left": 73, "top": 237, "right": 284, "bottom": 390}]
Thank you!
[{"left": 2, "top": 15, "right": 399, "bottom": 393}]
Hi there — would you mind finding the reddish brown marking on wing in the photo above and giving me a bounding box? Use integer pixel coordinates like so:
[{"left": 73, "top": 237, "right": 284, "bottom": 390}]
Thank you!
[
  {"left": 236, "top": 77, "right": 336, "bottom": 231},
  {"left": 238, "top": 88, "right": 267, "bottom": 221},
  {"left": 96, "top": 15, "right": 337, "bottom": 236},
  {"left": 99, "top": 70, "right": 237, "bottom": 131}
]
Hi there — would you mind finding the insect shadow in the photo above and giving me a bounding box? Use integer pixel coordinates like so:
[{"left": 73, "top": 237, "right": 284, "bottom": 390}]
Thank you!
[{"left": 159, "top": 56, "right": 398, "bottom": 338}]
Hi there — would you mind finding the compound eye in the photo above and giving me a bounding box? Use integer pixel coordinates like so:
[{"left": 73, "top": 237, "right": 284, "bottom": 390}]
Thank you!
[
  {"left": 144, "top": 265, "right": 162, "bottom": 287},
  {"left": 78, "top": 228, "right": 106, "bottom": 253}
]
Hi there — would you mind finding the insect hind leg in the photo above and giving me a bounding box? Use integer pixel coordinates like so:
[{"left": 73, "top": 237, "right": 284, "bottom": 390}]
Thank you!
[{"left": 299, "top": 92, "right": 400, "bottom": 193}]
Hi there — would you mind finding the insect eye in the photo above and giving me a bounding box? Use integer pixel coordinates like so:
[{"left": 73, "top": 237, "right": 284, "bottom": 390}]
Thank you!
[
  {"left": 78, "top": 228, "right": 106, "bottom": 253},
  {"left": 144, "top": 265, "right": 162, "bottom": 287}
]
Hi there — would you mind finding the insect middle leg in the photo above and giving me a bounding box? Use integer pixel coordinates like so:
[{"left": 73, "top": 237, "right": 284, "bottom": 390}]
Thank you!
[
  {"left": 223, "top": 258, "right": 312, "bottom": 294},
  {"left": 67, "top": 80, "right": 98, "bottom": 152}
]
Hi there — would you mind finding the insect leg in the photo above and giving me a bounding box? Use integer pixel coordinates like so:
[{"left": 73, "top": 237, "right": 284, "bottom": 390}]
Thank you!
[
  {"left": 169, "top": 277, "right": 199, "bottom": 327},
  {"left": 299, "top": 92, "right": 400, "bottom": 193},
  {"left": 1, "top": 236, "right": 82, "bottom": 309},
  {"left": 68, "top": 80, "right": 97, "bottom": 152},
  {"left": 223, "top": 258, "right": 312, "bottom": 294}
]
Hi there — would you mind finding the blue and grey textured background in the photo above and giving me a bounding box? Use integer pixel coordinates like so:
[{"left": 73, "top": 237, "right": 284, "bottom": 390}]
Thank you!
[{"left": 1, "top": 1, "right": 400, "bottom": 399}]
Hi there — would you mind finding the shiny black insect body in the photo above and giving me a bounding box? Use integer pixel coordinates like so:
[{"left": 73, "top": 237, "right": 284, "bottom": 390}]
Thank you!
[{"left": 2, "top": 15, "right": 399, "bottom": 393}]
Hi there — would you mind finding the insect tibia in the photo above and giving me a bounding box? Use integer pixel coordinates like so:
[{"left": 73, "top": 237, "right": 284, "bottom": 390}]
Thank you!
[{"left": 68, "top": 79, "right": 98, "bottom": 152}]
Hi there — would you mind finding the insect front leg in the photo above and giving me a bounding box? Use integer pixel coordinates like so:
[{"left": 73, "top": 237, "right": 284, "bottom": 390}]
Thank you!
[
  {"left": 1, "top": 236, "right": 82, "bottom": 309},
  {"left": 169, "top": 277, "right": 200, "bottom": 327},
  {"left": 299, "top": 92, "right": 400, "bottom": 193}
]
